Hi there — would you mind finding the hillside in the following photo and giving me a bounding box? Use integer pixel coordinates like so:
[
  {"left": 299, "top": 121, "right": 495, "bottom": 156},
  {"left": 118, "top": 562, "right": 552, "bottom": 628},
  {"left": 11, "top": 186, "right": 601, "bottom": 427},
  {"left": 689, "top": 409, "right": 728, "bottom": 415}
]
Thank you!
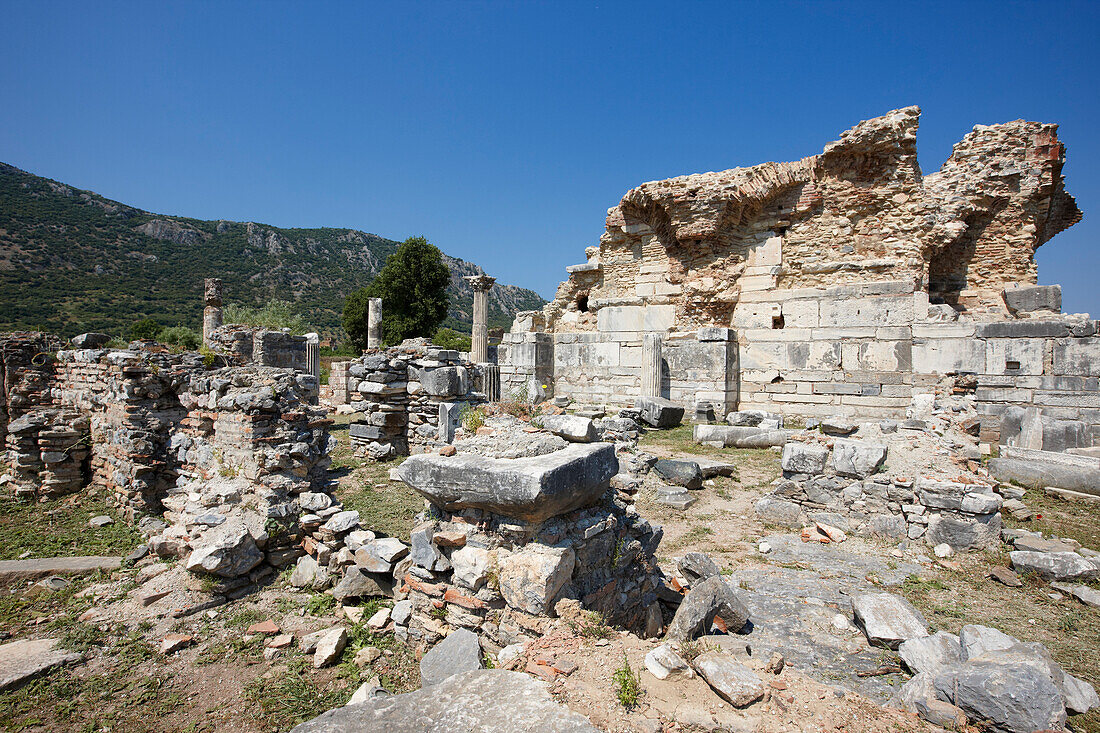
[{"left": 0, "top": 162, "right": 545, "bottom": 339}]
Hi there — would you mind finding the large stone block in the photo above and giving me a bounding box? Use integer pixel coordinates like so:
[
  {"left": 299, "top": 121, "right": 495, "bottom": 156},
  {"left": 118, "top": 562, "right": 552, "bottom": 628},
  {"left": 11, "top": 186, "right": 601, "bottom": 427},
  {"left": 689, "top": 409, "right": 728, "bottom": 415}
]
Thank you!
[
  {"left": 831, "top": 439, "right": 887, "bottom": 478},
  {"left": 498, "top": 545, "right": 575, "bottom": 615},
  {"left": 636, "top": 397, "right": 684, "bottom": 428},
  {"left": 289, "top": 669, "right": 600, "bottom": 733},
  {"left": 396, "top": 443, "right": 617, "bottom": 523},
  {"left": 781, "top": 442, "right": 829, "bottom": 474},
  {"left": 694, "top": 424, "right": 786, "bottom": 448},
  {"left": 1003, "top": 284, "right": 1061, "bottom": 314},
  {"left": 420, "top": 366, "right": 469, "bottom": 398}
]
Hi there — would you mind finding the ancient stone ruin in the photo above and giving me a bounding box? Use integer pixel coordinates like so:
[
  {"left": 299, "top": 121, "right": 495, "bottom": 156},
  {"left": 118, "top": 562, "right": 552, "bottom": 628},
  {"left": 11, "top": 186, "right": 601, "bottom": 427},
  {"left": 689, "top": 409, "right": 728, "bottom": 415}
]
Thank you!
[{"left": 500, "top": 106, "right": 1096, "bottom": 454}]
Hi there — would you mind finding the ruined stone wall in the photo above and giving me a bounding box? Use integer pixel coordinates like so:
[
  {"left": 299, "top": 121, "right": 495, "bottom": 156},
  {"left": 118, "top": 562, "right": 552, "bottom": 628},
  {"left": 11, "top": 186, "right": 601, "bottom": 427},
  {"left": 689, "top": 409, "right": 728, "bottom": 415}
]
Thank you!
[
  {"left": 0, "top": 332, "right": 62, "bottom": 445},
  {"left": 208, "top": 325, "right": 309, "bottom": 372},
  {"left": 333, "top": 342, "right": 486, "bottom": 459},
  {"left": 502, "top": 107, "right": 1093, "bottom": 444}
]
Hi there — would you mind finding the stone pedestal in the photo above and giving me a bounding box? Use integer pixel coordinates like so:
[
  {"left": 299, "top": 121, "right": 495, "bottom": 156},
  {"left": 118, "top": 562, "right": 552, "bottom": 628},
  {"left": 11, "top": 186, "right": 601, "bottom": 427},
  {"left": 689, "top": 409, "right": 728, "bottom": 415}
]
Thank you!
[
  {"left": 203, "top": 278, "right": 223, "bottom": 347},
  {"left": 463, "top": 275, "right": 496, "bottom": 365},
  {"left": 367, "top": 298, "right": 382, "bottom": 351},
  {"left": 641, "top": 333, "right": 663, "bottom": 398}
]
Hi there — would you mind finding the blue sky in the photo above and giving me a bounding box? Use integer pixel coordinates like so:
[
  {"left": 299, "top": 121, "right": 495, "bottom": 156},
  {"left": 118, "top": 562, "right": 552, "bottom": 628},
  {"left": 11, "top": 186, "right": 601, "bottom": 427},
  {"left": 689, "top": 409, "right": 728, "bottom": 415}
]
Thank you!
[{"left": 2, "top": 1, "right": 1098, "bottom": 313}]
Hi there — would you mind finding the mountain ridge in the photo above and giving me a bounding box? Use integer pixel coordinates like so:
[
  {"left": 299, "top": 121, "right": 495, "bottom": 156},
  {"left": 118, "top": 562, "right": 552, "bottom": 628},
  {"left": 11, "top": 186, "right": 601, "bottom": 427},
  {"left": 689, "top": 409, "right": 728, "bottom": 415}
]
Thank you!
[{"left": 0, "top": 161, "right": 545, "bottom": 339}]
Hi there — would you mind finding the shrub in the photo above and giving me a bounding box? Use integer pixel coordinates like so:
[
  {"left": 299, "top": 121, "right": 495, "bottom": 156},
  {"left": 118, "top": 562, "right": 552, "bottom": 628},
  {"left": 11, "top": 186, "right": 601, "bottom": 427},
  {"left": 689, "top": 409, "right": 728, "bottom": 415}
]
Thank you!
[
  {"left": 612, "top": 655, "right": 641, "bottom": 709},
  {"left": 129, "top": 318, "right": 162, "bottom": 341},
  {"left": 431, "top": 327, "right": 471, "bottom": 352},
  {"left": 224, "top": 299, "right": 308, "bottom": 334},
  {"left": 157, "top": 325, "right": 200, "bottom": 350}
]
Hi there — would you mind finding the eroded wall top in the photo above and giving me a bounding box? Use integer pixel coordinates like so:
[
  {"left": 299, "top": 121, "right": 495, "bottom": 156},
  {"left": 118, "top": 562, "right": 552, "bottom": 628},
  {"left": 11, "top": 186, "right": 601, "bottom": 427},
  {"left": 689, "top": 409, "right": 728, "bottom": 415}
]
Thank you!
[{"left": 530, "top": 107, "right": 1080, "bottom": 333}]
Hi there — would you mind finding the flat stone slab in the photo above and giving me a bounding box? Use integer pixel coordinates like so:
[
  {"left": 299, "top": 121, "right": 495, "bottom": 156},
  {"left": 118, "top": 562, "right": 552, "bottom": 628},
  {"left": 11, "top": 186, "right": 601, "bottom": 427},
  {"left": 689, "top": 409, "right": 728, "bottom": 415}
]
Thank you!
[
  {"left": 0, "top": 556, "right": 122, "bottom": 581},
  {"left": 396, "top": 443, "right": 617, "bottom": 523},
  {"left": 290, "top": 669, "right": 599, "bottom": 732},
  {"left": 0, "top": 638, "right": 83, "bottom": 691},
  {"left": 990, "top": 447, "right": 1100, "bottom": 496},
  {"left": 694, "top": 424, "right": 787, "bottom": 448}
]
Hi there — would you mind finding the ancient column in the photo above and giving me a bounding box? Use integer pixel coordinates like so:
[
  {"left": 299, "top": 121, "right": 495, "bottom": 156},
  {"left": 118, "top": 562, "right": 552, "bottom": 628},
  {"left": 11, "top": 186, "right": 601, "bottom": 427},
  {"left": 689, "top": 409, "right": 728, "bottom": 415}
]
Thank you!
[
  {"left": 304, "top": 333, "right": 321, "bottom": 378},
  {"left": 203, "top": 278, "right": 223, "bottom": 347},
  {"left": 641, "top": 333, "right": 663, "bottom": 398},
  {"left": 367, "top": 298, "right": 382, "bottom": 350},
  {"left": 463, "top": 275, "right": 496, "bottom": 364}
]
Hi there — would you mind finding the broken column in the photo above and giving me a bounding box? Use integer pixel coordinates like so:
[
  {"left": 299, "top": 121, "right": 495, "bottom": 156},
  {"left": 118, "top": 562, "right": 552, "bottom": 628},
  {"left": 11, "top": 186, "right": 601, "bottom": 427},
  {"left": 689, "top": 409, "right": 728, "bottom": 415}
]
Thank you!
[
  {"left": 367, "top": 298, "right": 382, "bottom": 351},
  {"left": 641, "top": 333, "right": 663, "bottom": 398},
  {"left": 304, "top": 333, "right": 321, "bottom": 378},
  {"left": 463, "top": 275, "right": 495, "bottom": 364},
  {"left": 203, "top": 278, "right": 223, "bottom": 347}
]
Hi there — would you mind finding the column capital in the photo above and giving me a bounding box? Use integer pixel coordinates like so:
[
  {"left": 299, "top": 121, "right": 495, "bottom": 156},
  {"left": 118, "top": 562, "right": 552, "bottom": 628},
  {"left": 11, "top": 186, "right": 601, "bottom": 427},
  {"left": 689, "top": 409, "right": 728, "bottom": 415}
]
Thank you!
[{"left": 463, "top": 274, "right": 496, "bottom": 292}]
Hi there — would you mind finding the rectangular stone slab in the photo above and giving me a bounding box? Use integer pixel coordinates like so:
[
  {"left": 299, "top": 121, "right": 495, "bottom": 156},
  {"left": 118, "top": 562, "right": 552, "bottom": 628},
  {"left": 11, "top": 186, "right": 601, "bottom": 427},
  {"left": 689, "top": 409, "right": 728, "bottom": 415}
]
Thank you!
[
  {"left": 0, "top": 556, "right": 122, "bottom": 582},
  {"left": 0, "top": 638, "right": 82, "bottom": 691},
  {"left": 396, "top": 443, "right": 617, "bottom": 523}
]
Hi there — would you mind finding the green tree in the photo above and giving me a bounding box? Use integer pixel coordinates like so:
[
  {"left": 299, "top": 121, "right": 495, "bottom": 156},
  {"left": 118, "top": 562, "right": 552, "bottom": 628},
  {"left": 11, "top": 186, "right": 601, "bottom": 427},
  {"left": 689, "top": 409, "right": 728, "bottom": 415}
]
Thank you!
[
  {"left": 129, "top": 318, "right": 162, "bottom": 341},
  {"left": 343, "top": 237, "right": 450, "bottom": 351}
]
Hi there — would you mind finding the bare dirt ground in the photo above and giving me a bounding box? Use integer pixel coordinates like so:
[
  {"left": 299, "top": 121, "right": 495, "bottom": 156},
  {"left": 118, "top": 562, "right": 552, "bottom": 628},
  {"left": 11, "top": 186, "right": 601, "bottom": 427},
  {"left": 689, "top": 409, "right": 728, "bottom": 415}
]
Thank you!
[{"left": 0, "top": 417, "right": 1097, "bottom": 732}]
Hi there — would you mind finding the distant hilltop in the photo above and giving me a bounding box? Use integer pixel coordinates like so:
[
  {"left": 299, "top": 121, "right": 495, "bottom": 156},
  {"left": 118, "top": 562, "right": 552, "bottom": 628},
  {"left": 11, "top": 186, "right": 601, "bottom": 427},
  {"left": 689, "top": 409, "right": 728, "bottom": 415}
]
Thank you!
[{"left": 0, "top": 161, "right": 546, "bottom": 338}]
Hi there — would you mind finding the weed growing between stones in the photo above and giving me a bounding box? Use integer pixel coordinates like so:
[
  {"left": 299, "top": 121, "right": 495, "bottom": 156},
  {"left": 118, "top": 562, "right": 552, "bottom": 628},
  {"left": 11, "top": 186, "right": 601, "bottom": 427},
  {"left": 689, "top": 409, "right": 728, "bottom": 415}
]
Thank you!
[
  {"left": 245, "top": 657, "right": 347, "bottom": 732},
  {"left": 612, "top": 654, "right": 641, "bottom": 710},
  {"left": 568, "top": 609, "right": 615, "bottom": 639}
]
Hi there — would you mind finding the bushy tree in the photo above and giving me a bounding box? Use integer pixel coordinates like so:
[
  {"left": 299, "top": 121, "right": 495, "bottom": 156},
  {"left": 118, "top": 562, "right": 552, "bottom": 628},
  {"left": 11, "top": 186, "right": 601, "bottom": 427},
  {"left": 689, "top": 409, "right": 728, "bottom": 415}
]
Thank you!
[
  {"left": 158, "top": 325, "right": 201, "bottom": 350},
  {"left": 129, "top": 317, "right": 162, "bottom": 340},
  {"left": 343, "top": 237, "right": 450, "bottom": 351}
]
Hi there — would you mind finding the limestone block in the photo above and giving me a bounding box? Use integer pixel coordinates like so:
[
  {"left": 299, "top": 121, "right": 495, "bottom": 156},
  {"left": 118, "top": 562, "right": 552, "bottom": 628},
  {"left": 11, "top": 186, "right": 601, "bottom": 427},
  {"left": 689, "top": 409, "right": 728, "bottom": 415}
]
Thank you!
[
  {"left": 498, "top": 545, "right": 575, "bottom": 615},
  {"left": 1002, "top": 284, "right": 1061, "bottom": 314},
  {"left": 1052, "top": 338, "right": 1100, "bottom": 377},
  {"left": 912, "top": 338, "right": 987, "bottom": 375},
  {"left": 985, "top": 338, "right": 1046, "bottom": 376}
]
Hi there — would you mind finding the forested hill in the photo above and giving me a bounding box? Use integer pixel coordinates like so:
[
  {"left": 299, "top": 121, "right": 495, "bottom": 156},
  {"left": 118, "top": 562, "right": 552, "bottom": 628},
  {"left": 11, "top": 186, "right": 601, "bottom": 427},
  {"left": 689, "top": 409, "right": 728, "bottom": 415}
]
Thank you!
[{"left": 0, "top": 162, "right": 546, "bottom": 338}]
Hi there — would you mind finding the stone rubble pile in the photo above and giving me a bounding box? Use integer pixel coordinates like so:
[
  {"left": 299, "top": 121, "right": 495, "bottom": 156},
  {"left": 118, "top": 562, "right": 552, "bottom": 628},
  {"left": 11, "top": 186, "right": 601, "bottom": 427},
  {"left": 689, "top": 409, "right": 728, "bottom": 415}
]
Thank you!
[{"left": 890, "top": 622, "right": 1099, "bottom": 731}]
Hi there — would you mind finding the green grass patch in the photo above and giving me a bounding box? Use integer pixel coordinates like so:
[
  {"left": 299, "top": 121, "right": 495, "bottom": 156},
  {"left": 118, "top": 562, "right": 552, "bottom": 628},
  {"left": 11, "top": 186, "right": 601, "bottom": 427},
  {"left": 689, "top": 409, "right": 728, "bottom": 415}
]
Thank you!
[{"left": 0, "top": 495, "right": 142, "bottom": 561}]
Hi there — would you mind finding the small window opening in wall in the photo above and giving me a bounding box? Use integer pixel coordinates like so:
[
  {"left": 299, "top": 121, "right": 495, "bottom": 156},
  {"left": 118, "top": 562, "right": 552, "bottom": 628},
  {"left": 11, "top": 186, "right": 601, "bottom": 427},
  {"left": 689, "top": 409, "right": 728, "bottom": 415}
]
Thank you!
[
  {"left": 772, "top": 314, "right": 785, "bottom": 329},
  {"left": 1006, "top": 360, "right": 1021, "bottom": 371},
  {"left": 576, "top": 294, "right": 589, "bottom": 313},
  {"left": 771, "top": 374, "right": 784, "bottom": 384}
]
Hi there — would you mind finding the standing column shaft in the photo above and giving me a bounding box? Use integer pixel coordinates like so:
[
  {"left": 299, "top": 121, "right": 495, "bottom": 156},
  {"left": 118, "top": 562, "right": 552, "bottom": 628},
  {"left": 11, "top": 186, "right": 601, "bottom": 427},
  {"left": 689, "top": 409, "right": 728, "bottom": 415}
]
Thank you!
[
  {"left": 463, "top": 275, "right": 496, "bottom": 364},
  {"left": 641, "top": 333, "right": 663, "bottom": 398},
  {"left": 203, "top": 278, "right": 223, "bottom": 347},
  {"left": 367, "top": 298, "right": 382, "bottom": 350}
]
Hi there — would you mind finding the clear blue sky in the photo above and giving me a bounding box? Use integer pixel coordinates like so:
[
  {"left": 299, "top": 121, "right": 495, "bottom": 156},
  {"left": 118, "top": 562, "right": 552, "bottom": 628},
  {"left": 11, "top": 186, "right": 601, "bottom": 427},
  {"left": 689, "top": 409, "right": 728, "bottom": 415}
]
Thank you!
[{"left": 2, "top": 1, "right": 1098, "bottom": 313}]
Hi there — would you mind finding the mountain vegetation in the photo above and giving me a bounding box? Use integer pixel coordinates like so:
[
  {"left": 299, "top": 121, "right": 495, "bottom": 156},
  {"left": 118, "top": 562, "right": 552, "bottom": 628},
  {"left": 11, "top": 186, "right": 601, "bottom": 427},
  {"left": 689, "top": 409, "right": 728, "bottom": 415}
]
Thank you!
[{"left": 0, "top": 162, "right": 546, "bottom": 339}]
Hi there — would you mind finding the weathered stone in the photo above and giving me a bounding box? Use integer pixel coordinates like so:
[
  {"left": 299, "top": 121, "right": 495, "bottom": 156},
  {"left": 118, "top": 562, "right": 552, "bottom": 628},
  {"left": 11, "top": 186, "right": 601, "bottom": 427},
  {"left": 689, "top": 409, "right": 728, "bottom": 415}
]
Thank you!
[
  {"left": 695, "top": 424, "right": 787, "bottom": 448},
  {"left": 851, "top": 592, "right": 928, "bottom": 649},
  {"left": 409, "top": 523, "right": 451, "bottom": 572},
  {"left": 332, "top": 567, "right": 393, "bottom": 601},
  {"left": 636, "top": 397, "right": 684, "bottom": 428},
  {"left": 354, "top": 538, "right": 409, "bottom": 573},
  {"left": 691, "top": 457, "right": 736, "bottom": 478},
  {"left": 821, "top": 417, "right": 858, "bottom": 436},
  {"left": 498, "top": 545, "right": 575, "bottom": 615},
  {"left": 450, "top": 546, "right": 492, "bottom": 591},
  {"left": 1002, "top": 284, "right": 1061, "bottom": 314},
  {"left": 537, "top": 414, "right": 596, "bottom": 443},
  {"left": 666, "top": 576, "right": 750, "bottom": 642},
  {"left": 396, "top": 443, "right": 616, "bottom": 523},
  {"left": 0, "top": 555, "right": 122, "bottom": 581},
  {"left": 420, "top": 628, "right": 482, "bottom": 687},
  {"left": 692, "top": 653, "right": 766, "bottom": 707},
  {"left": 322, "top": 511, "right": 360, "bottom": 534},
  {"left": 678, "top": 552, "right": 721, "bottom": 583},
  {"left": 893, "top": 671, "right": 969, "bottom": 728},
  {"left": 0, "top": 638, "right": 82, "bottom": 691},
  {"left": 899, "top": 632, "right": 962, "bottom": 676},
  {"left": 289, "top": 669, "right": 599, "bottom": 732},
  {"left": 754, "top": 498, "right": 806, "bottom": 528},
  {"left": 314, "top": 627, "right": 347, "bottom": 668},
  {"left": 781, "top": 442, "right": 829, "bottom": 475},
  {"left": 1063, "top": 672, "right": 1100, "bottom": 715},
  {"left": 1052, "top": 582, "right": 1100, "bottom": 609},
  {"left": 925, "top": 513, "right": 1002, "bottom": 552},
  {"left": 653, "top": 459, "right": 703, "bottom": 489},
  {"left": 420, "top": 366, "right": 468, "bottom": 398},
  {"left": 184, "top": 523, "right": 264, "bottom": 578},
  {"left": 1009, "top": 550, "right": 1099, "bottom": 582},
  {"left": 934, "top": 660, "right": 1066, "bottom": 733},
  {"left": 644, "top": 643, "right": 691, "bottom": 680},
  {"left": 290, "top": 554, "right": 330, "bottom": 590},
  {"left": 831, "top": 439, "right": 887, "bottom": 478}
]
